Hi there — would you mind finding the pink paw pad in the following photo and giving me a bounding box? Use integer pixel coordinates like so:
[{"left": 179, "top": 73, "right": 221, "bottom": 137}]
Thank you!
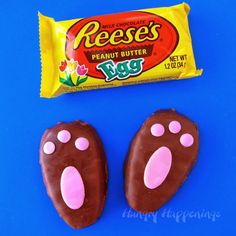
[
  {"left": 60, "top": 166, "right": 85, "bottom": 210},
  {"left": 75, "top": 137, "right": 89, "bottom": 151},
  {"left": 144, "top": 146, "right": 172, "bottom": 189},
  {"left": 57, "top": 130, "right": 71, "bottom": 143},
  {"left": 180, "top": 133, "right": 194, "bottom": 147},
  {"left": 43, "top": 141, "right": 56, "bottom": 155},
  {"left": 151, "top": 123, "right": 165, "bottom": 137},
  {"left": 169, "top": 120, "right": 181, "bottom": 134}
]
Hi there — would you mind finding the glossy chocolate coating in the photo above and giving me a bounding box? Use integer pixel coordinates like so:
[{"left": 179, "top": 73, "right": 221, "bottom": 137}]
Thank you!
[
  {"left": 40, "top": 121, "right": 108, "bottom": 229},
  {"left": 124, "top": 109, "right": 199, "bottom": 213}
]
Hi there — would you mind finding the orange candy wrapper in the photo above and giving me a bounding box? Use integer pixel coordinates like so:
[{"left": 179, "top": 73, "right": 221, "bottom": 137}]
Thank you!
[{"left": 39, "top": 2, "right": 202, "bottom": 98}]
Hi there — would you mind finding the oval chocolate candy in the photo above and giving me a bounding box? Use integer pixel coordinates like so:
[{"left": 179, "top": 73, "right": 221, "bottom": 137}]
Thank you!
[
  {"left": 124, "top": 109, "right": 199, "bottom": 213},
  {"left": 40, "top": 121, "right": 108, "bottom": 229}
]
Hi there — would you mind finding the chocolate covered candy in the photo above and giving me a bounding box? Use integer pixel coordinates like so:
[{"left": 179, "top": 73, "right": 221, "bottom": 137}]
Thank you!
[
  {"left": 40, "top": 121, "right": 108, "bottom": 229},
  {"left": 124, "top": 109, "right": 199, "bottom": 213}
]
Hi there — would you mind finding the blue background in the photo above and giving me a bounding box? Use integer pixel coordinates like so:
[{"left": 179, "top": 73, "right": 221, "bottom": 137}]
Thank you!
[{"left": 0, "top": 0, "right": 235, "bottom": 235}]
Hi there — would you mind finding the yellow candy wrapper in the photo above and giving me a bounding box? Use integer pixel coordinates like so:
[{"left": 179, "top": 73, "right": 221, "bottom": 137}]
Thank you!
[{"left": 39, "top": 2, "right": 202, "bottom": 98}]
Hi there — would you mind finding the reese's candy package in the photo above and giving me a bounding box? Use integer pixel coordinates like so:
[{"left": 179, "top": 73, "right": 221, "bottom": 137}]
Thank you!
[{"left": 39, "top": 2, "right": 202, "bottom": 98}]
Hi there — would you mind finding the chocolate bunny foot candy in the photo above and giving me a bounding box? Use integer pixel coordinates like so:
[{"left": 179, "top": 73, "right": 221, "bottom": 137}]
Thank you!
[
  {"left": 40, "top": 120, "right": 108, "bottom": 229},
  {"left": 124, "top": 109, "right": 199, "bottom": 213}
]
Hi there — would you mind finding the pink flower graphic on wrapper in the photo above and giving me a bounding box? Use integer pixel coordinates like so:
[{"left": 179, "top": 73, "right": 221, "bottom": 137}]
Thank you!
[{"left": 76, "top": 64, "right": 88, "bottom": 76}]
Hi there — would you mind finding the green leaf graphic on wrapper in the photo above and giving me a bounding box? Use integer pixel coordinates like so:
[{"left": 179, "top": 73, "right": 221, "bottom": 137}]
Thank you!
[
  {"left": 59, "top": 73, "right": 74, "bottom": 86},
  {"left": 59, "top": 59, "right": 88, "bottom": 87},
  {"left": 76, "top": 76, "right": 88, "bottom": 86}
]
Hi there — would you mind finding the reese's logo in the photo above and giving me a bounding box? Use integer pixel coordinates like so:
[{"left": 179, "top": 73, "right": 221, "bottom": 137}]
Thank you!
[{"left": 66, "top": 11, "right": 179, "bottom": 79}]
